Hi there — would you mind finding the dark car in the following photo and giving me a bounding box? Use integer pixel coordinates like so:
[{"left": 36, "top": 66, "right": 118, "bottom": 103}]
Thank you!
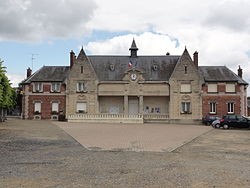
[
  {"left": 202, "top": 115, "right": 221, "bottom": 126},
  {"left": 214, "top": 115, "right": 250, "bottom": 129}
]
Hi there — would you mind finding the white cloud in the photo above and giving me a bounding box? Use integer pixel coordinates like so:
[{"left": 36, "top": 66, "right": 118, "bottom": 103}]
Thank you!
[
  {"left": 85, "top": 32, "right": 184, "bottom": 55},
  {"left": 0, "top": 0, "right": 97, "bottom": 42},
  {"left": 6, "top": 72, "right": 26, "bottom": 87},
  {"left": 2, "top": 0, "right": 250, "bottom": 90},
  {"left": 85, "top": 0, "right": 250, "bottom": 86}
]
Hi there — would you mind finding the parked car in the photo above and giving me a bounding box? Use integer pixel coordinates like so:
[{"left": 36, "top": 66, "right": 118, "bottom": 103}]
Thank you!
[
  {"left": 211, "top": 119, "right": 220, "bottom": 128},
  {"left": 213, "top": 115, "right": 250, "bottom": 129},
  {"left": 202, "top": 115, "right": 221, "bottom": 126}
]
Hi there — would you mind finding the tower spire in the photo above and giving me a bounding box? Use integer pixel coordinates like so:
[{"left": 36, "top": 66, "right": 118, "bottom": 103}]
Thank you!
[{"left": 129, "top": 38, "right": 138, "bottom": 58}]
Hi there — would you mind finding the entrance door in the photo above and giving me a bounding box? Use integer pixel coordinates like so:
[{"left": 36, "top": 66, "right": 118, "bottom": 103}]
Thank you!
[{"left": 129, "top": 97, "right": 139, "bottom": 114}]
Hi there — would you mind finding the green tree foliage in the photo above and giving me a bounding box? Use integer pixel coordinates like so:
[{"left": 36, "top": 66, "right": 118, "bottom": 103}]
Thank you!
[{"left": 0, "top": 59, "right": 16, "bottom": 109}]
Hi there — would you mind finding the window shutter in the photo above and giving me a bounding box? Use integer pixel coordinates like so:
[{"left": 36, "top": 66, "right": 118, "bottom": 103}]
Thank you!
[
  {"left": 226, "top": 84, "right": 235, "bottom": 92},
  {"left": 76, "top": 103, "right": 86, "bottom": 112},
  {"left": 52, "top": 103, "right": 59, "bottom": 112},
  {"left": 181, "top": 84, "right": 191, "bottom": 93},
  {"left": 34, "top": 103, "right": 41, "bottom": 112},
  {"left": 208, "top": 84, "right": 217, "bottom": 92}
]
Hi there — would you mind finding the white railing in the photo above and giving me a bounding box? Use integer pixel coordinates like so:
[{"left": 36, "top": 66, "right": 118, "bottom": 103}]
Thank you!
[
  {"left": 68, "top": 113, "right": 169, "bottom": 123},
  {"left": 68, "top": 113, "right": 143, "bottom": 123}
]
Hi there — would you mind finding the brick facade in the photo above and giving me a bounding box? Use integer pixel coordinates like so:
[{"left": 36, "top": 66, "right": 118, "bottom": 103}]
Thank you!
[
  {"left": 22, "top": 82, "right": 66, "bottom": 120},
  {"left": 202, "top": 95, "right": 241, "bottom": 118},
  {"left": 28, "top": 95, "right": 66, "bottom": 119},
  {"left": 201, "top": 82, "right": 248, "bottom": 118}
]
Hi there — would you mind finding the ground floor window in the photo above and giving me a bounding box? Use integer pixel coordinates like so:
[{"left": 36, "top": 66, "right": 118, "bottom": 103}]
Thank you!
[
  {"left": 227, "top": 102, "right": 234, "bottom": 114},
  {"left": 181, "top": 102, "right": 191, "bottom": 114},
  {"left": 209, "top": 102, "right": 216, "bottom": 114},
  {"left": 52, "top": 102, "right": 59, "bottom": 113},
  {"left": 76, "top": 102, "right": 87, "bottom": 113},
  {"left": 34, "top": 102, "right": 41, "bottom": 113}
]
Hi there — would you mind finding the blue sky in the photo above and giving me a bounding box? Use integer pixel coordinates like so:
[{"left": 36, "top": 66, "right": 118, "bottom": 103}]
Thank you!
[{"left": 1, "top": 0, "right": 250, "bottom": 89}]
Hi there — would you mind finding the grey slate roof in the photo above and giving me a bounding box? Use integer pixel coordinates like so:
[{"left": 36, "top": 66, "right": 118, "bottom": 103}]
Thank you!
[
  {"left": 88, "top": 55, "right": 180, "bottom": 81},
  {"left": 199, "top": 66, "right": 248, "bottom": 85},
  {"left": 22, "top": 57, "right": 247, "bottom": 85},
  {"left": 22, "top": 66, "right": 69, "bottom": 83}
]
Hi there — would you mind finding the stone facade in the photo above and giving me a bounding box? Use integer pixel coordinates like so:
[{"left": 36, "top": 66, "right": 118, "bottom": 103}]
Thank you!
[
  {"left": 20, "top": 40, "right": 248, "bottom": 123},
  {"left": 65, "top": 49, "right": 98, "bottom": 117},
  {"left": 169, "top": 49, "right": 203, "bottom": 123}
]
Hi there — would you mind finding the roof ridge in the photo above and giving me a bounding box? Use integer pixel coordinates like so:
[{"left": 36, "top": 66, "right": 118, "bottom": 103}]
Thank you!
[
  {"left": 224, "top": 66, "right": 248, "bottom": 84},
  {"left": 22, "top": 66, "right": 44, "bottom": 83}
]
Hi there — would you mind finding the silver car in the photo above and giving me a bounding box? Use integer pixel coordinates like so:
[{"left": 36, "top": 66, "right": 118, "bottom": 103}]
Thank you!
[{"left": 211, "top": 119, "right": 221, "bottom": 128}]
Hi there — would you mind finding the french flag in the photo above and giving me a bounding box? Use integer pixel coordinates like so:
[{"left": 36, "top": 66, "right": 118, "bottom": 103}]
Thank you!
[{"left": 128, "top": 61, "right": 132, "bottom": 67}]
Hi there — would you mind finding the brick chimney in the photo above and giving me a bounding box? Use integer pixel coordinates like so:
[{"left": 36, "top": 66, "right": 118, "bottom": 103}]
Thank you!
[
  {"left": 70, "top": 50, "right": 76, "bottom": 68},
  {"left": 26, "top": 67, "right": 32, "bottom": 78},
  {"left": 193, "top": 51, "right": 198, "bottom": 68},
  {"left": 238, "top": 65, "right": 242, "bottom": 78}
]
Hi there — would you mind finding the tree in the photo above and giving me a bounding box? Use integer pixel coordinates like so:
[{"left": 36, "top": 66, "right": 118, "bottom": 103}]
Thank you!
[{"left": 0, "top": 59, "right": 16, "bottom": 121}]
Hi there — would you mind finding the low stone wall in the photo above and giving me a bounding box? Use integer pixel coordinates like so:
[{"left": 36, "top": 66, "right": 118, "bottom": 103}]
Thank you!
[
  {"left": 68, "top": 114, "right": 144, "bottom": 123},
  {"left": 143, "top": 114, "right": 169, "bottom": 123},
  {"left": 67, "top": 114, "right": 201, "bottom": 124}
]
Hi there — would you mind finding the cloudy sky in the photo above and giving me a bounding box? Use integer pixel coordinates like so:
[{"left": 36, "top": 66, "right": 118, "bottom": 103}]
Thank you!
[{"left": 1, "top": 0, "right": 250, "bottom": 89}]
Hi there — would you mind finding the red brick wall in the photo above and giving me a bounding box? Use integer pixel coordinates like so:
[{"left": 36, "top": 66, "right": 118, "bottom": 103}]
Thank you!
[
  {"left": 44, "top": 84, "right": 50, "bottom": 92},
  {"left": 29, "top": 85, "right": 33, "bottom": 92},
  {"left": 202, "top": 95, "right": 241, "bottom": 118},
  {"left": 61, "top": 84, "right": 66, "bottom": 92},
  {"left": 218, "top": 85, "right": 225, "bottom": 92},
  {"left": 236, "top": 85, "right": 241, "bottom": 92},
  {"left": 28, "top": 95, "right": 66, "bottom": 119}
]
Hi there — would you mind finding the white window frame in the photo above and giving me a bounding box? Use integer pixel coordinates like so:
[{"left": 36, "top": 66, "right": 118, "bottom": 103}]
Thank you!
[
  {"left": 180, "top": 84, "right": 191, "bottom": 93},
  {"left": 34, "top": 102, "right": 41, "bottom": 113},
  {"left": 181, "top": 102, "right": 191, "bottom": 114},
  {"left": 77, "top": 82, "right": 86, "bottom": 92},
  {"left": 51, "top": 83, "right": 61, "bottom": 92},
  {"left": 52, "top": 102, "right": 59, "bottom": 112},
  {"left": 226, "top": 83, "right": 235, "bottom": 93},
  {"left": 209, "top": 102, "right": 216, "bottom": 114},
  {"left": 76, "top": 102, "right": 87, "bottom": 113},
  {"left": 208, "top": 84, "right": 217, "bottom": 93},
  {"left": 227, "top": 102, "right": 234, "bottom": 114},
  {"left": 33, "top": 83, "right": 43, "bottom": 92}
]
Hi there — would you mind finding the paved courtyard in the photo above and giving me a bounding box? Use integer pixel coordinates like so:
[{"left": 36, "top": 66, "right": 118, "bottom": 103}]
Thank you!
[
  {"left": 53, "top": 122, "right": 212, "bottom": 152},
  {"left": 1, "top": 119, "right": 250, "bottom": 187}
]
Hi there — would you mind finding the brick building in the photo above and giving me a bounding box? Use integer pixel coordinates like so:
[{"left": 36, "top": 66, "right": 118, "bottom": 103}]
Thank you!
[{"left": 20, "top": 40, "right": 248, "bottom": 123}]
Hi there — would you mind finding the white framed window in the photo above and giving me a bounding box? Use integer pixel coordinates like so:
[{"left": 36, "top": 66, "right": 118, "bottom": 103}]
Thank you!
[
  {"left": 181, "top": 102, "right": 191, "bottom": 113},
  {"left": 52, "top": 102, "right": 59, "bottom": 112},
  {"left": 226, "top": 83, "right": 235, "bottom": 93},
  {"left": 181, "top": 84, "right": 191, "bottom": 93},
  {"left": 208, "top": 84, "right": 217, "bottom": 93},
  {"left": 34, "top": 102, "right": 41, "bottom": 113},
  {"left": 209, "top": 102, "right": 216, "bottom": 114},
  {"left": 77, "top": 82, "right": 86, "bottom": 92},
  {"left": 51, "top": 83, "right": 61, "bottom": 92},
  {"left": 227, "top": 102, "right": 234, "bottom": 114},
  {"left": 33, "top": 83, "right": 43, "bottom": 92},
  {"left": 76, "top": 102, "right": 87, "bottom": 113}
]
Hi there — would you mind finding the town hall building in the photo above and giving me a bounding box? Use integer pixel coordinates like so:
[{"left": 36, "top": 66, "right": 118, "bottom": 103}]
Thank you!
[{"left": 21, "top": 40, "right": 248, "bottom": 124}]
